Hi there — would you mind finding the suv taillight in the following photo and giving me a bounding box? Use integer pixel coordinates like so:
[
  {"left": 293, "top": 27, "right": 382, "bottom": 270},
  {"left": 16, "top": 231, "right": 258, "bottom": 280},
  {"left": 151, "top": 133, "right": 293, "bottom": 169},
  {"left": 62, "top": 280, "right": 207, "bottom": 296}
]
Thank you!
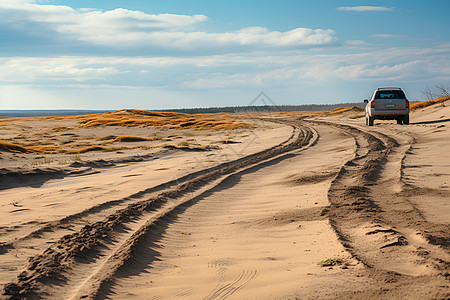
[
  {"left": 371, "top": 100, "right": 375, "bottom": 108},
  {"left": 405, "top": 99, "right": 409, "bottom": 108}
]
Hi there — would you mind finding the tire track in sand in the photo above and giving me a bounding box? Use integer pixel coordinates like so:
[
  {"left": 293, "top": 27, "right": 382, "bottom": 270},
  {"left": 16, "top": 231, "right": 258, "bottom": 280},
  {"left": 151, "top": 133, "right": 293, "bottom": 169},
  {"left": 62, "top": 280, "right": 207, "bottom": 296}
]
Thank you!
[
  {"left": 310, "top": 120, "right": 449, "bottom": 298},
  {"left": 98, "top": 123, "right": 357, "bottom": 299},
  {"left": 205, "top": 263, "right": 258, "bottom": 300},
  {"left": 1, "top": 121, "right": 316, "bottom": 299}
]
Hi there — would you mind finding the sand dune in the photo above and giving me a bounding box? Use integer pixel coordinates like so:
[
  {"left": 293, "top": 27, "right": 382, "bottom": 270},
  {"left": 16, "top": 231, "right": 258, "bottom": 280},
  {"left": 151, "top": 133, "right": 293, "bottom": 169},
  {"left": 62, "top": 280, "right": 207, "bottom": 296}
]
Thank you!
[{"left": 0, "top": 101, "right": 449, "bottom": 299}]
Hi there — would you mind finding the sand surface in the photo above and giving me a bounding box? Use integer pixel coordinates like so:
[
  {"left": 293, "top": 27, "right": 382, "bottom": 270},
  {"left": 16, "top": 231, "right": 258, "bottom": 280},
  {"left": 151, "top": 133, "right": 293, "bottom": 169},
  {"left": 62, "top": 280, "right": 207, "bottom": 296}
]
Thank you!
[{"left": 0, "top": 104, "right": 449, "bottom": 299}]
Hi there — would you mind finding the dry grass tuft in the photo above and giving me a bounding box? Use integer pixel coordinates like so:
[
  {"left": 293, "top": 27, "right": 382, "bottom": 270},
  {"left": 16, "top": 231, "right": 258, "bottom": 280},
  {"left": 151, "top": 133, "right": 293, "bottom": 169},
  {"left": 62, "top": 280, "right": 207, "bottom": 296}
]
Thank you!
[
  {"left": 161, "top": 143, "right": 219, "bottom": 151},
  {"left": 63, "top": 145, "right": 144, "bottom": 154},
  {"left": 410, "top": 96, "right": 450, "bottom": 111},
  {"left": 60, "top": 132, "right": 79, "bottom": 136},
  {"left": 65, "top": 146, "right": 106, "bottom": 154},
  {"left": 60, "top": 139, "right": 76, "bottom": 145},
  {"left": 41, "top": 109, "right": 250, "bottom": 130},
  {"left": 113, "top": 136, "right": 162, "bottom": 142},
  {"left": 167, "top": 135, "right": 183, "bottom": 140},
  {"left": 96, "top": 135, "right": 117, "bottom": 141},
  {"left": 7, "top": 109, "right": 251, "bottom": 131},
  {"left": 218, "top": 139, "right": 241, "bottom": 144},
  {"left": 0, "top": 142, "right": 59, "bottom": 154},
  {"left": 75, "top": 110, "right": 191, "bottom": 128},
  {"left": 27, "top": 146, "right": 59, "bottom": 154},
  {"left": 326, "top": 106, "right": 364, "bottom": 115},
  {"left": 0, "top": 141, "right": 28, "bottom": 153},
  {"left": 12, "top": 134, "right": 26, "bottom": 140},
  {"left": 51, "top": 126, "right": 72, "bottom": 132}
]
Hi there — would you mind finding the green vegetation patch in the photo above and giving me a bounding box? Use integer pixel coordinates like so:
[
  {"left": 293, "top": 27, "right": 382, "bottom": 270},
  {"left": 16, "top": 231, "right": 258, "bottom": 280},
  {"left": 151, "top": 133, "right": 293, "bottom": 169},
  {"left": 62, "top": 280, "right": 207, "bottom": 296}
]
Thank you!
[
  {"left": 317, "top": 258, "right": 343, "bottom": 267},
  {"left": 177, "top": 141, "right": 190, "bottom": 147}
]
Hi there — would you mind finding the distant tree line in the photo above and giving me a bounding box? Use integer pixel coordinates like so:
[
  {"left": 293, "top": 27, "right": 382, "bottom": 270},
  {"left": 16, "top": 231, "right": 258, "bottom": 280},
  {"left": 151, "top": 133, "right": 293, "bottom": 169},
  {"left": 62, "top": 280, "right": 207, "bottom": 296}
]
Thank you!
[
  {"left": 157, "top": 103, "right": 366, "bottom": 114},
  {"left": 0, "top": 103, "right": 371, "bottom": 117}
]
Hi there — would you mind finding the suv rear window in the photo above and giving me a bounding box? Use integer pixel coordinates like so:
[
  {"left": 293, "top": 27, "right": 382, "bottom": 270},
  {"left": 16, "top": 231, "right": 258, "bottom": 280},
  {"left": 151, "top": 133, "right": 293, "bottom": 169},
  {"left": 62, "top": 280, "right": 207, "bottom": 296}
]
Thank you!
[{"left": 375, "top": 90, "right": 406, "bottom": 99}]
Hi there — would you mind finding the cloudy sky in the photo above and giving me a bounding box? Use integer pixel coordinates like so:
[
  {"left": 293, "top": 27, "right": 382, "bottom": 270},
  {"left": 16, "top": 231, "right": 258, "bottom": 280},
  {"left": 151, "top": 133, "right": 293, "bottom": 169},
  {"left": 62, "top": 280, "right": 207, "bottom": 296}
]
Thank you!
[{"left": 0, "top": 0, "right": 449, "bottom": 109}]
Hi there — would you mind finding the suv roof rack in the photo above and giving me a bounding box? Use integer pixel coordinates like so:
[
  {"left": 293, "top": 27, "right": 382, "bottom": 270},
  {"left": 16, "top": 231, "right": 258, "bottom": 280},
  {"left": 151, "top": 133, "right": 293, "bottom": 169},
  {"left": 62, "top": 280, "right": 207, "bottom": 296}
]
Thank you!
[{"left": 377, "top": 87, "right": 402, "bottom": 90}]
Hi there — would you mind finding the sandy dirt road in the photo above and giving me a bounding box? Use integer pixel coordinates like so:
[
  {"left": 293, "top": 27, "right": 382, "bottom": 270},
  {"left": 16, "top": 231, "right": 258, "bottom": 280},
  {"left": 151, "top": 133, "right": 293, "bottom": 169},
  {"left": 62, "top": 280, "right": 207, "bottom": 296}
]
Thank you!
[{"left": 1, "top": 104, "right": 449, "bottom": 299}]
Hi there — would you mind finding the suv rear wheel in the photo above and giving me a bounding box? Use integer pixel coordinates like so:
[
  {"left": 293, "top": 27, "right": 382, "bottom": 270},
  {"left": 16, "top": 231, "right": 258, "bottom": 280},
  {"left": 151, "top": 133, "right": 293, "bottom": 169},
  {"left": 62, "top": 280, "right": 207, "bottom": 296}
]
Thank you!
[
  {"left": 402, "top": 115, "right": 409, "bottom": 125},
  {"left": 366, "top": 113, "right": 374, "bottom": 126},
  {"left": 395, "top": 115, "right": 410, "bottom": 125}
]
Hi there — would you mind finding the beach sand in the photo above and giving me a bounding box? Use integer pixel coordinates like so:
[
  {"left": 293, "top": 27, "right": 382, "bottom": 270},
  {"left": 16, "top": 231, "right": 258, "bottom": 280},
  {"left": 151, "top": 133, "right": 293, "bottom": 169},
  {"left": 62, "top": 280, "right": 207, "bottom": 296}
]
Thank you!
[{"left": 0, "top": 102, "right": 449, "bottom": 299}]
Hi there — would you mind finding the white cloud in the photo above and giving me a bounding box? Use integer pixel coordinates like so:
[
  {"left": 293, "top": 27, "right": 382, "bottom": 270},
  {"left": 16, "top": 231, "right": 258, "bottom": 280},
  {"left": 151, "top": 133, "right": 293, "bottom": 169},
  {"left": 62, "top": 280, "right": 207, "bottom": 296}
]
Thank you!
[
  {"left": 1, "top": 44, "right": 449, "bottom": 89},
  {"left": 0, "top": 1, "right": 338, "bottom": 53},
  {"left": 0, "top": 1, "right": 206, "bottom": 30},
  {"left": 182, "top": 46, "right": 450, "bottom": 88},
  {"left": 337, "top": 6, "right": 395, "bottom": 12},
  {"left": 0, "top": 57, "right": 123, "bottom": 82},
  {"left": 184, "top": 48, "right": 450, "bottom": 89},
  {"left": 334, "top": 61, "right": 423, "bottom": 80},
  {"left": 1, "top": 44, "right": 450, "bottom": 108}
]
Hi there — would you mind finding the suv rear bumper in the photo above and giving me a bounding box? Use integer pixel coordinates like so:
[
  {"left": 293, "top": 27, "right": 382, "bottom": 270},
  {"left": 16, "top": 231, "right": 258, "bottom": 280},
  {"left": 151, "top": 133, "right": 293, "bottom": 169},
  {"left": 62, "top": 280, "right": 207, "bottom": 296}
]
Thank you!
[{"left": 368, "top": 108, "right": 409, "bottom": 119}]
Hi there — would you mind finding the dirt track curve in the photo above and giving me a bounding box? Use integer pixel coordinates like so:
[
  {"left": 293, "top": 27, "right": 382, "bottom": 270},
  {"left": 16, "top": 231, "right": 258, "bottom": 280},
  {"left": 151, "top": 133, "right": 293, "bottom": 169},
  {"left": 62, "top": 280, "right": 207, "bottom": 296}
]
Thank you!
[{"left": 1, "top": 116, "right": 449, "bottom": 299}]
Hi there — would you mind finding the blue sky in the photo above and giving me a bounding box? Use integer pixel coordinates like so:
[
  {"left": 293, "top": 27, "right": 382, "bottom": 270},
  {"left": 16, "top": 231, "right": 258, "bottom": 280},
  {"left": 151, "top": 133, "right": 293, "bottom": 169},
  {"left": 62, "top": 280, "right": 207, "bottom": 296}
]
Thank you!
[{"left": 0, "top": 0, "right": 449, "bottom": 109}]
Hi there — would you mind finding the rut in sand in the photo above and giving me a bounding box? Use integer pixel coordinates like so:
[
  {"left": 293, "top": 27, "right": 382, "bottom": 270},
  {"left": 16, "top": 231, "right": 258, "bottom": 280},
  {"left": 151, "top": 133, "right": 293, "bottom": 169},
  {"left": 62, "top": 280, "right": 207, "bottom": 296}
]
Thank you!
[
  {"left": 2, "top": 121, "right": 316, "bottom": 298},
  {"left": 1, "top": 114, "right": 449, "bottom": 299}
]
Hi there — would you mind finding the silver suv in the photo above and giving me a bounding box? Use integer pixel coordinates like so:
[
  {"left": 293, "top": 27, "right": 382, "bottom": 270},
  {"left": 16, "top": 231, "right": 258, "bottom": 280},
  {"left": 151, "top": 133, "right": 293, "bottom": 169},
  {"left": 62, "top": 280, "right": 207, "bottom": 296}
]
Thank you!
[{"left": 364, "top": 87, "right": 409, "bottom": 126}]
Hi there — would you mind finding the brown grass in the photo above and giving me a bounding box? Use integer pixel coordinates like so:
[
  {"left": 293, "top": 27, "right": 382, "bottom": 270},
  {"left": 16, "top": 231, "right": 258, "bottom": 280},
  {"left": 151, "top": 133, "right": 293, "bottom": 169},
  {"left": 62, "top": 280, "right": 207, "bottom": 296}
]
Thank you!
[
  {"left": 0, "top": 141, "right": 28, "bottom": 153},
  {"left": 167, "top": 135, "right": 183, "bottom": 140},
  {"left": 63, "top": 145, "right": 145, "bottom": 154},
  {"left": 410, "top": 96, "right": 450, "bottom": 111},
  {"left": 325, "top": 106, "right": 364, "bottom": 115},
  {"left": 51, "top": 126, "right": 73, "bottom": 132},
  {"left": 113, "top": 136, "right": 162, "bottom": 142},
  {"left": 60, "top": 133, "right": 79, "bottom": 136},
  {"left": 15, "top": 109, "right": 251, "bottom": 131},
  {"left": 96, "top": 135, "right": 117, "bottom": 141},
  {"left": 60, "top": 139, "right": 76, "bottom": 145},
  {"left": 64, "top": 146, "right": 107, "bottom": 154},
  {"left": 27, "top": 146, "right": 59, "bottom": 154},
  {"left": 12, "top": 134, "right": 26, "bottom": 140},
  {"left": 161, "top": 143, "right": 219, "bottom": 151},
  {"left": 4, "top": 109, "right": 252, "bottom": 132},
  {"left": 0, "top": 142, "right": 59, "bottom": 154},
  {"left": 218, "top": 140, "right": 241, "bottom": 144},
  {"left": 75, "top": 110, "right": 192, "bottom": 128}
]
